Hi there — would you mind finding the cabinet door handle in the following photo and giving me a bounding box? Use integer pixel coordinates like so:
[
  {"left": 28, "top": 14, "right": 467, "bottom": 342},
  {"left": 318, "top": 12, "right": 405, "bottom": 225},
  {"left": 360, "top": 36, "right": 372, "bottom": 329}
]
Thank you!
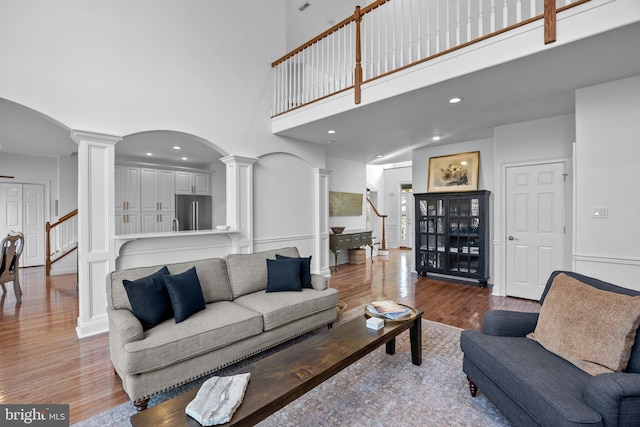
[{"left": 123, "top": 201, "right": 126, "bottom": 210}]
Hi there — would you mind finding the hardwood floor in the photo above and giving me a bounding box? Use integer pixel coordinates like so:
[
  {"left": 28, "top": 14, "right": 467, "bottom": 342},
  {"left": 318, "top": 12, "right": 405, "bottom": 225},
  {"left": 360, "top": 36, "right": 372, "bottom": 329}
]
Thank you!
[{"left": 0, "top": 249, "right": 539, "bottom": 424}]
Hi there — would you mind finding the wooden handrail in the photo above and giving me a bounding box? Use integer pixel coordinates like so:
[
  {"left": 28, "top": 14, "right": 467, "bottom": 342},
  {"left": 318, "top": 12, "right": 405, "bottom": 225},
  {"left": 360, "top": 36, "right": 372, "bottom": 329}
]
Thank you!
[
  {"left": 45, "top": 209, "right": 78, "bottom": 275},
  {"left": 367, "top": 197, "right": 387, "bottom": 251}
]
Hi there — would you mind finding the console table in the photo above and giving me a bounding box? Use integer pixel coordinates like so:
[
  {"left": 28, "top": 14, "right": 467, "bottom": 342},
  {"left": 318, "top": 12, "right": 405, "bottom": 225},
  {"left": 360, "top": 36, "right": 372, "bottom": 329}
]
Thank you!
[{"left": 329, "top": 230, "right": 374, "bottom": 270}]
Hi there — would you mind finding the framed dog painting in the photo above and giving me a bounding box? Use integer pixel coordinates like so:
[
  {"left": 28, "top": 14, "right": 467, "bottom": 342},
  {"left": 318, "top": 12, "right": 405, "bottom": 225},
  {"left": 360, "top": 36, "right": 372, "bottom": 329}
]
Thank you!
[{"left": 428, "top": 151, "right": 479, "bottom": 192}]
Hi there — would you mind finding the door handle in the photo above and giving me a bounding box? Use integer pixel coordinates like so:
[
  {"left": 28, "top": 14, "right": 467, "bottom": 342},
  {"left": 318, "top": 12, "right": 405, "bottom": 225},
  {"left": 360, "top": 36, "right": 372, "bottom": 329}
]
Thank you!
[{"left": 508, "top": 235, "right": 518, "bottom": 241}]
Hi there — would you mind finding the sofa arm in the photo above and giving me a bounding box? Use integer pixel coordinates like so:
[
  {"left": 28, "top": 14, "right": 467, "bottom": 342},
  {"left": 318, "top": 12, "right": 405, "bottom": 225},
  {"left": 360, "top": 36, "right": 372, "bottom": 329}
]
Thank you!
[
  {"left": 584, "top": 372, "right": 640, "bottom": 427},
  {"left": 310, "top": 273, "right": 328, "bottom": 291},
  {"left": 108, "top": 307, "right": 144, "bottom": 347},
  {"left": 482, "top": 310, "right": 539, "bottom": 337}
]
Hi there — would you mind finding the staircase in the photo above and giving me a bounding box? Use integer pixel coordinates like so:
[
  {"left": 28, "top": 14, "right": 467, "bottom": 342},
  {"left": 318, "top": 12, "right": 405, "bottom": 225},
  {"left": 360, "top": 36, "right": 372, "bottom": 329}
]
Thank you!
[{"left": 45, "top": 209, "right": 78, "bottom": 275}]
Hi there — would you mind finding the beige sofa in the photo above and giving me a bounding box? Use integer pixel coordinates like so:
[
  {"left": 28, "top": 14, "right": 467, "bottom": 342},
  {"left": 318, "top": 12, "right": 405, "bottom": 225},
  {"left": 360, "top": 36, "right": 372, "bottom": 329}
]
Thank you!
[{"left": 106, "top": 247, "right": 339, "bottom": 410}]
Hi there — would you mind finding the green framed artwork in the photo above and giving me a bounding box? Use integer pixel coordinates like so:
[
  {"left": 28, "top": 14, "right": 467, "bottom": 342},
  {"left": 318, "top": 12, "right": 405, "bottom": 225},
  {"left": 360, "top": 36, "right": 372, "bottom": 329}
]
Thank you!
[{"left": 329, "top": 191, "right": 362, "bottom": 216}]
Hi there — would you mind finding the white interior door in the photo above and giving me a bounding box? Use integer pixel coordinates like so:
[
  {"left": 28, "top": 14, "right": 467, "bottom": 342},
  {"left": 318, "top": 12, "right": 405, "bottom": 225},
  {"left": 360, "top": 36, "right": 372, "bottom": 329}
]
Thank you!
[
  {"left": 506, "top": 162, "right": 566, "bottom": 300},
  {"left": 0, "top": 182, "right": 45, "bottom": 267},
  {"left": 22, "top": 184, "right": 45, "bottom": 266},
  {"left": 398, "top": 187, "right": 413, "bottom": 248}
]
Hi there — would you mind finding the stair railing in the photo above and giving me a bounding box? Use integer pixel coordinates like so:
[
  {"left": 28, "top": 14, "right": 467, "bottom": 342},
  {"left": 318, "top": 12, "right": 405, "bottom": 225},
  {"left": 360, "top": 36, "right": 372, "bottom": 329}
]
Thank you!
[
  {"left": 45, "top": 209, "right": 78, "bottom": 275},
  {"left": 367, "top": 197, "right": 388, "bottom": 251}
]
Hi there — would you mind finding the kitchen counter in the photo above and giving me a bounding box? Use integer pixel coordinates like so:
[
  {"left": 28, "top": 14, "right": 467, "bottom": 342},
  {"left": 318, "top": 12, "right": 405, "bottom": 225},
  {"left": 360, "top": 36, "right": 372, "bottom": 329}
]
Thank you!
[{"left": 114, "top": 229, "right": 240, "bottom": 269}]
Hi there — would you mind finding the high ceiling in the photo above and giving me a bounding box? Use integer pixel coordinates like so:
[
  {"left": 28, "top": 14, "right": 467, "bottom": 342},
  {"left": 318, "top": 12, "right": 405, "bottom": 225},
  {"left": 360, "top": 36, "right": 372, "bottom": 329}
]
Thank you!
[{"left": 1, "top": 22, "right": 639, "bottom": 167}]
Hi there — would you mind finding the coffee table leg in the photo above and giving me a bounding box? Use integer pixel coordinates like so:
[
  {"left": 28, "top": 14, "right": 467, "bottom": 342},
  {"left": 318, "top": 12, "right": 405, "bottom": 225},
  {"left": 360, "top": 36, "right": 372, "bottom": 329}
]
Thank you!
[
  {"left": 410, "top": 316, "right": 422, "bottom": 366},
  {"left": 386, "top": 338, "right": 396, "bottom": 355}
]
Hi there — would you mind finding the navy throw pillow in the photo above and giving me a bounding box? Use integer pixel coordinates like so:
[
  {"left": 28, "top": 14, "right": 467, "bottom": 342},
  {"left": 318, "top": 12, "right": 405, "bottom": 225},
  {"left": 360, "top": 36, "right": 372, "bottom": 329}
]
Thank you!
[
  {"left": 123, "top": 266, "right": 172, "bottom": 331},
  {"left": 164, "top": 267, "right": 206, "bottom": 323},
  {"left": 275, "top": 254, "right": 313, "bottom": 289},
  {"left": 266, "top": 258, "right": 303, "bottom": 292}
]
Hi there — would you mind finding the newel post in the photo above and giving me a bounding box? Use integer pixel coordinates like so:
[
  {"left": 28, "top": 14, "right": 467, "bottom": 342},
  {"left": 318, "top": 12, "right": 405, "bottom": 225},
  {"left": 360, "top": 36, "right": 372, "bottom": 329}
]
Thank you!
[
  {"left": 354, "top": 5, "right": 363, "bottom": 104},
  {"left": 543, "top": 0, "right": 556, "bottom": 44}
]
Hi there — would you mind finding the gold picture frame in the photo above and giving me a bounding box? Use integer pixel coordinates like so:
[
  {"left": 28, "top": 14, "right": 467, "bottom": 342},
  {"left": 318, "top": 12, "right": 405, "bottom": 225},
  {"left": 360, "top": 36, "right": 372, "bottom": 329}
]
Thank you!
[{"left": 428, "top": 151, "right": 480, "bottom": 192}]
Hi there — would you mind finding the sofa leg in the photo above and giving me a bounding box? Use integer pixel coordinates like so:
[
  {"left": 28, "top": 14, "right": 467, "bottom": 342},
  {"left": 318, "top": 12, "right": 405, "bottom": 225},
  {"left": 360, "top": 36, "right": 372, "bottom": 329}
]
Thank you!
[
  {"left": 467, "top": 376, "right": 478, "bottom": 397},
  {"left": 327, "top": 322, "right": 334, "bottom": 329},
  {"left": 133, "top": 398, "right": 149, "bottom": 412}
]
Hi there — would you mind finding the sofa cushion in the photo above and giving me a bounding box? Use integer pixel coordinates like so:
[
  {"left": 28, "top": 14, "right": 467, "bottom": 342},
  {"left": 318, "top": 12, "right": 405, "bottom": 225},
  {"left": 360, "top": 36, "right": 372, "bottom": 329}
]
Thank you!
[
  {"left": 120, "top": 301, "right": 263, "bottom": 375},
  {"left": 234, "top": 287, "right": 339, "bottom": 331},
  {"left": 528, "top": 273, "right": 640, "bottom": 375},
  {"left": 266, "top": 258, "right": 302, "bottom": 293},
  {"left": 123, "top": 266, "right": 172, "bottom": 331},
  {"left": 226, "top": 247, "right": 301, "bottom": 298},
  {"left": 461, "top": 330, "right": 602, "bottom": 426},
  {"left": 167, "top": 258, "right": 233, "bottom": 304},
  {"left": 276, "top": 254, "right": 313, "bottom": 289},
  {"left": 164, "top": 267, "right": 206, "bottom": 323},
  {"left": 107, "top": 258, "right": 233, "bottom": 311}
]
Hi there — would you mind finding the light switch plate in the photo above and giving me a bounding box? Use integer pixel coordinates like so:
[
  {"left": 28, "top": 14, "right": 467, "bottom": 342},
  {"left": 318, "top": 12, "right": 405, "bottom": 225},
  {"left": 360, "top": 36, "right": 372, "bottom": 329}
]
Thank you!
[{"left": 593, "top": 207, "right": 608, "bottom": 218}]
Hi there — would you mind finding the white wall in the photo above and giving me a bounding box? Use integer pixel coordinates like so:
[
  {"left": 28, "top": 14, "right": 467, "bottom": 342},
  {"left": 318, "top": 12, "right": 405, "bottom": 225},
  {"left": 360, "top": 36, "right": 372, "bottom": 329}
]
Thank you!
[
  {"left": 493, "top": 114, "right": 575, "bottom": 295},
  {"left": 575, "top": 75, "right": 640, "bottom": 290},
  {"left": 327, "top": 155, "right": 367, "bottom": 265},
  {"left": 383, "top": 166, "right": 412, "bottom": 249},
  {"left": 0, "top": 152, "right": 56, "bottom": 219},
  {"left": 0, "top": 0, "right": 298, "bottom": 162},
  {"left": 253, "top": 152, "right": 316, "bottom": 256}
]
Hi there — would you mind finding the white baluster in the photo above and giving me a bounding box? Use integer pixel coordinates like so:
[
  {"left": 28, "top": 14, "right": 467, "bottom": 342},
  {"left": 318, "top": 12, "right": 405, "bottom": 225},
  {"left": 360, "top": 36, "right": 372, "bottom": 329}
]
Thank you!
[
  {"left": 478, "top": 0, "right": 484, "bottom": 37},
  {"left": 503, "top": 0, "right": 508, "bottom": 28},
  {"left": 491, "top": 0, "right": 496, "bottom": 33},
  {"left": 408, "top": 0, "right": 413, "bottom": 64},
  {"left": 445, "top": 0, "right": 451, "bottom": 49},
  {"left": 426, "top": 0, "right": 431, "bottom": 57},
  {"left": 517, "top": 0, "right": 522, "bottom": 22},
  {"left": 531, "top": 0, "right": 536, "bottom": 18},
  {"left": 435, "top": 0, "right": 441, "bottom": 53},
  {"left": 456, "top": 0, "right": 461, "bottom": 46},
  {"left": 416, "top": 0, "right": 422, "bottom": 60},
  {"left": 467, "top": 0, "right": 472, "bottom": 42}
]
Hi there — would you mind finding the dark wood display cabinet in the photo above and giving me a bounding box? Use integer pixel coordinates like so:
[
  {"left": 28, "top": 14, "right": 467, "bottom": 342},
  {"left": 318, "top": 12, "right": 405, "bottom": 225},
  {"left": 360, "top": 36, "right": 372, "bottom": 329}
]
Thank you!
[{"left": 414, "top": 190, "right": 490, "bottom": 286}]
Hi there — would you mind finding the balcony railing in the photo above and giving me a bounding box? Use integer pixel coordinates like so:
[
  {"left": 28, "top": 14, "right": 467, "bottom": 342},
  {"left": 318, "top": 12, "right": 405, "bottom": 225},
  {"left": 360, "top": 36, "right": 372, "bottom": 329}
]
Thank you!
[{"left": 272, "top": 0, "right": 589, "bottom": 116}]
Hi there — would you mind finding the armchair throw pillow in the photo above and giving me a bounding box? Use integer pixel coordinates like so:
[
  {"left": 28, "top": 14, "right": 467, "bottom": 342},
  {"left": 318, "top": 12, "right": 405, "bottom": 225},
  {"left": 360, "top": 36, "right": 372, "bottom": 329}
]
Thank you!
[{"left": 527, "top": 273, "right": 640, "bottom": 375}]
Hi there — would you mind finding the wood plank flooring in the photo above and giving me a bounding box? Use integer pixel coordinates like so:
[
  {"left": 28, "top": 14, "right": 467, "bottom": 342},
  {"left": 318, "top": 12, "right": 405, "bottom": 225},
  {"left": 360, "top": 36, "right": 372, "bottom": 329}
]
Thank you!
[{"left": 0, "top": 249, "right": 539, "bottom": 424}]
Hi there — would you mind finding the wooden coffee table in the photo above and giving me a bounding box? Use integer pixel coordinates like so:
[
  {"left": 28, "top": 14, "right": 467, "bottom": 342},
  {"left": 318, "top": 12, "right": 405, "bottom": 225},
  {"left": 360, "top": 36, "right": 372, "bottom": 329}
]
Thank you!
[{"left": 130, "top": 308, "right": 423, "bottom": 427}]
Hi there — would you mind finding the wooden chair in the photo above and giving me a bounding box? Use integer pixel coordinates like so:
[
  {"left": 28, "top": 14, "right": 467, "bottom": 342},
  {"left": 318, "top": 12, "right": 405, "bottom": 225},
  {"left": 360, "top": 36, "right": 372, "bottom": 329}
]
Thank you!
[{"left": 0, "top": 232, "right": 24, "bottom": 303}]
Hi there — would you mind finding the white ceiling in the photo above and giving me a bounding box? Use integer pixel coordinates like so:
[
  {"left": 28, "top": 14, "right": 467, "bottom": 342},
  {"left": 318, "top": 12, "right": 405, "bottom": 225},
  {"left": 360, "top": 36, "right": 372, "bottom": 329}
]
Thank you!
[{"left": 1, "top": 22, "right": 639, "bottom": 168}]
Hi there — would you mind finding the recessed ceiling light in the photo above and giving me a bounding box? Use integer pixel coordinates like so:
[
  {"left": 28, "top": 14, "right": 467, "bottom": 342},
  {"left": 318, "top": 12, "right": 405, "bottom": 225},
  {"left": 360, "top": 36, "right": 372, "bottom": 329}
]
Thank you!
[
  {"left": 182, "top": 157, "right": 188, "bottom": 160},
  {"left": 327, "top": 130, "right": 336, "bottom": 134},
  {"left": 449, "top": 97, "right": 462, "bottom": 104},
  {"left": 146, "top": 152, "right": 153, "bottom": 156},
  {"left": 173, "top": 146, "right": 181, "bottom": 150},
  {"left": 376, "top": 154, "right": 384, "bottom": 158},
  {"left": 432, "top": 135, "right": 442, "bottom": 141}
]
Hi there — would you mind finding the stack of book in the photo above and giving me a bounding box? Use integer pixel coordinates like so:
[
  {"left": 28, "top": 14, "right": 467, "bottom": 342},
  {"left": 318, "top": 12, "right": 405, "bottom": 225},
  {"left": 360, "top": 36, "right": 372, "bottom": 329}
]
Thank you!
[{"left": 367, "top": 300, "right": 411, "bottom": 320}]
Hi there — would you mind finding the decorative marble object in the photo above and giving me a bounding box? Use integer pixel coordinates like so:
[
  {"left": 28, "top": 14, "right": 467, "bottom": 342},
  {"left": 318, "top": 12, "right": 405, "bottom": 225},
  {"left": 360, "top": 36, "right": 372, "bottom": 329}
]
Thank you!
[{"left": 185, "top": 373, "right": 251, "bottom": 426}]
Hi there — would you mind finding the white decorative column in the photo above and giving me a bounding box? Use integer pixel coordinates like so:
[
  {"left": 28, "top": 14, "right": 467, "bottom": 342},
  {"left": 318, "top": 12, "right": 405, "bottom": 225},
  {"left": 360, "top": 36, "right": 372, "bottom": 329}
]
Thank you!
[
  {"left": 220, "top": 155, "right": 257, "bottom": 254},
  {"left": 314, "top": 168, "right": 332, "bottom": 276},
  {"left": 71, "top": 130, "right": 121, "bottom": 338}
]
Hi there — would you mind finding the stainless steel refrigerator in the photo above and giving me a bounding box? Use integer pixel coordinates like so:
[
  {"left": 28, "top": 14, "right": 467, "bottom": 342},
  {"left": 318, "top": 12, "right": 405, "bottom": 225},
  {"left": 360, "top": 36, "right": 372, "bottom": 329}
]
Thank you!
[{"left": 174, "top": 195, "right": 212, "bottom": 231}]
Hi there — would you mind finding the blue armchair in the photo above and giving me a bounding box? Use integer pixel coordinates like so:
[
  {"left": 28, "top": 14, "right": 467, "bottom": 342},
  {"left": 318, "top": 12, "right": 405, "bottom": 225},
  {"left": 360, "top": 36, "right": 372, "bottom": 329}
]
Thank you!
[{"left": 460, "top": 271, "right": 640, "bottom": 427}]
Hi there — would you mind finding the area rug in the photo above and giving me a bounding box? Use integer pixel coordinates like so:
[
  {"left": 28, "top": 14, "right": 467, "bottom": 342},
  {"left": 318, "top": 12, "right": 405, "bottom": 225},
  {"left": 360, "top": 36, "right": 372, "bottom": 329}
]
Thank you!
[{"left": 73, "top": 307, "right": 511, "bottom": 426}]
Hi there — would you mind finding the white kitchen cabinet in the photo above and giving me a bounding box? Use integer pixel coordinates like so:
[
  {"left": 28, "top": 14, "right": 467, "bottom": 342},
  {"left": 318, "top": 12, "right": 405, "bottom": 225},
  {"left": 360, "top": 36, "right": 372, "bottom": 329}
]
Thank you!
[
  {"left": 115, "top": 212, "right": 140, "bottom": 235},
  {"left": 175, "top": 171, "right": 210, "bottom": 195},
  {"left": 115, "top": 165, "right": 140, "bottom": 212},
  {"left": 141, "top": 212, "right": 174, "bottom": 233},
  {"left": 141, "top": 168, "right": 175, "bottom": 212}
]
